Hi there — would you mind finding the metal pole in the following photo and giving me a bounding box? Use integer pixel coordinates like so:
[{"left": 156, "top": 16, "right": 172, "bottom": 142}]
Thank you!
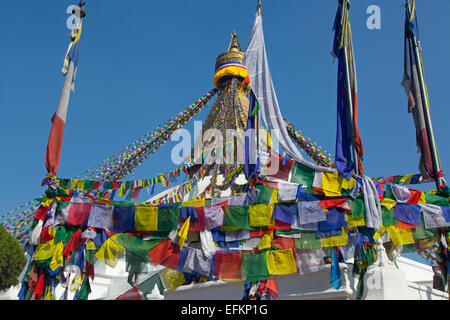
[
  {"left": 256, "top": 0, "right": 262, "bottom": 155},
  {"left": 256, "top": 0, "right": 262, "bottom": 15},
  {"left": 406, "top": 2, "right": 442, "bottom": 189}
]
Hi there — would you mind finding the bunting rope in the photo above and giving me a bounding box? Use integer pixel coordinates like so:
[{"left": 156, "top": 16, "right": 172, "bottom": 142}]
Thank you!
[
  {"left": 16, "top": 161, "right": 450, "bottom": 300},
  {"left": 0, "top": 199, "right": 40, "bottom": 246},
  {"left": 284, "top": 118, "right": 336, "bottom": 168},
  {"left": 76, "top": 88, "right": 218, "bottom": 181}
]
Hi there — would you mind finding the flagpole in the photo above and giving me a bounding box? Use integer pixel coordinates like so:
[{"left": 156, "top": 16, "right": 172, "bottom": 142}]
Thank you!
[
  {"left": 343, "top": 45, "right": 359, "bottom": 176},
  {"left": 340, "top": 0, "right": 360, "bottom": 176},
  {"left": 405, "top": 1, "right": 443, "bottom": 190},
  {"left": 45, "top": 2, "right": 86, "bottom": 176}
]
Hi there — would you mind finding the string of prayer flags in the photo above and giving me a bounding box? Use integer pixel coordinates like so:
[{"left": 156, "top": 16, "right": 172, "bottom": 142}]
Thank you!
[{"left": 15, "top": 153, "right": 450, "bottom": 301}]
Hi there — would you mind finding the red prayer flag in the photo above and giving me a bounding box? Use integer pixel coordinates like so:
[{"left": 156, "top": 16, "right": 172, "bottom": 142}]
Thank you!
[
  {"left": 63, "top": 228, "right": 86, "bottom": 259},
  {"left": 271, "top": 237, "right": 295, "bottom": 249},
  {"left": 148, "top": 238, "right": 180, "bottom": 269},
  {"left": 407, "top": 189, "right": 422, "bottom": 204},
  {"left": 266, "top": 154, "right": 293, "bottom": 181},
  {"left": 214, "top": 251, "right": 242, "bottom": 280},
  {"left": 34, "top": 205, "right": 51, "bottom": 220},
  {"left": 397, "top": 220, "right": 420, "bottom": 229},
  {"left": 66, "top": 202, "right": 92, "bottom": 226},
  {"left": 116, "top": 287, "right": 144, "bottom": 300},
  {"left": 318, "top": 198, "right": 348, "bottom": 209},
  {"left": 30, "top": 273, "right": 45, "bottom": 300}
]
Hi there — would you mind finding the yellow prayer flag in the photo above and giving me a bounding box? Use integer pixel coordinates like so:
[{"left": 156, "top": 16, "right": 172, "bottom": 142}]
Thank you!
[
  {"left": 399, "top": 174, "right": 415, "bottom": 184},
  {"left": 178, "top": 216, "right": 190, "bottom": 249},
  {"left": 418, "top": 192, "right": 426, "bottom": 204},
  {"left": 86, "top": 240, "right": 97, "bottom": 251},
  {"left": 134, "top": 206, "right": 158, "bottom": 231},
  {"left": 41, "top": 199, "right": 54, "bottom": 208},
  {"left": 320, "top": 228, "right": 349, "bottom": 247},
  {"left": 258, "top": 231, "right": 273, "bottom": 250},
  {"left": 386, "top": 226, "right": 415, "bottom": 246},
  {"left": 43, "top": 289, "right": 55, "bottom": 300},
  {"left": 95, "top": 234, "right": 125, "bottom": 268},
  {"left": 34, "top": 239, "right": 56, "bottom": 261},
  {"left": 270, "top": 189, "right": 278, "bottom": 204},
  {"left": 50, "top": 241, "right": 64, "bottom": 271},
  {"left": 77, "top": 180, "right": 85, "bottom": 191},
  {"left": 373, "top": 225, "right": 386, "bottom": 241},
  {"left": 321, "top": 172, "right": 343, "bottom": 197},
  {"left": 182, "top": 199, "right": 205, "bottom": 207},
  {"left": 70, "top": 180, "right": 78, "bottom": 190},
  {"left": 345, "top": 213, "right": 366, "bottom": 228},
  {"left": 249, "top": 204, "right": 274, "bottom": 227},
  {"left": 158, "top": 268, "right": 185, "bottom": 293},
  {"left": 342, "top": 177, "right": 357, "bottom": 190},
  {"left": 380, "top": 199, "right": 397, "bottom": 210},
  {"left": 267, "top": 130, "right": 272, "bottom": 151},
  {"left": 71, "top": 272, "right": 84, "bottom": 292},
  {"left": 34, "top": 228, "right": 57, "bottom": 261},
  {"left": 266, "top": 249, "right": 298, "bottom": 275}
]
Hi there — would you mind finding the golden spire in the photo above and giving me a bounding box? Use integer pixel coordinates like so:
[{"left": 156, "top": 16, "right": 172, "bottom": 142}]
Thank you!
[
  {"left": 227, "top": 31, "right": 242, "bottom": 52},
  {"left": 214, "top": 31, "right": 245, "bottom": 73}
]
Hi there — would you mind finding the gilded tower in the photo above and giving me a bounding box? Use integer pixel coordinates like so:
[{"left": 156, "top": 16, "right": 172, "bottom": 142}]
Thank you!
[{"left": 189, "top": 32, "right": 252, "bottom": 194}]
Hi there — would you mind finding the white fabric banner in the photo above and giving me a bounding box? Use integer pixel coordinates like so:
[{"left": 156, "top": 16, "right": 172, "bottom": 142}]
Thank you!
[{"left": 242, "top": 14, "right": 333, "bottom": 174}]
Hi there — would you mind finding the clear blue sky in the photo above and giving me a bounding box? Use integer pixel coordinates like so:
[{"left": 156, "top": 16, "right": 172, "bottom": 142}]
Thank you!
[{"left": 1, "top": 0, "right": 449, "bottom": 230}]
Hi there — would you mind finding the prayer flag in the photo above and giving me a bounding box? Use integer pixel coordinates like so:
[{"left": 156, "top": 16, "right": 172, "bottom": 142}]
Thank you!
[
  {"left": 134, "top": 206, "right": 158, "bottom": 231},
  {"left": 386, "top": 225, "right": 415, "bottom": 246},
  {"left": 401, "top": 7, "right": 436, "bottom": 179},
  {"left": 158, "top": 268, "right": 185, "bottom": 293},
  {"left": 241, "top": 251, "right": 269, "bottom": 282},
  {"left": 243, "top": 12, "right": 324, "bottom": 173},
  {"left": 266, "top": 249, "right": 298, "bottom": 275},
  {"left": 116, "top": 286, "right": 144, "bottom": 300},
  {"left": 95, "top": 234, "right": 125, "bottom": 268},
  {"left": 249, "top": 204, "right": 274, "bottom": 227},
  {"left": 66, "top": 201, "right": 91, "bottom": 226},
  {"left": 178, "top": 216, "right": 190, "bottom": 249},
  {"left": 45, "top": 19, "right": 83, "bottom": 175},
  {"left": 148, "top": 238, "right": 180, "bottom": 269},
  {"left": 214, "top": 251, "right": 242, "bottom": 280},
  {"left": 222, "top": 205, "right": 250, "bottom": 231},
  {"left": 332, "top": 0, "right": 364, "bottom": 179},
  {"left": 330, "top": 247, "right": 342, "bottom": 290}
]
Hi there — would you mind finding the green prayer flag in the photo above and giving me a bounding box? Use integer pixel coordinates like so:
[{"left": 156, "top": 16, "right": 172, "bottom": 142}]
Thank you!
[
  {"left": 116, "top": 234, "right": 160, "bottom": 259},
  {"left": 241, "top": 251, "right": 270, "bottom": 282},
  {"left": 137, "top": 273, "right": 165, "bottom": 298},
  {"left": 411, "top": 216, "right": 438, "bottom": 241},
  {"left": 381, "top": 207, "right": 398, "bottom": 227},
  {"left": 157, "top": 207, "right": 181, "bottom": 231},
  {"left": 424, "top": 193, "right": 450, "bottom": 206},
  {"left": 255, "top": 185, "right": 275, "bottom": 204},
  {"left": 222, "top": 205, "right": 250, "bottom": 231},
  {"left": 349, "top": 196, "right": 365, "bottom": 218},
  {"left": 54, "top": 224, "right": 76, "bottom": 244},
  {"left": 289, "top": 162, "right": 315, "bottom": 190},
  {"left": 249, "top": 101, "right": 261, "bottom": 118},
  {"left": 295, "top": 231, "right": 322, "bottom": 249},
  {"left": 76, "top": 278, "right": 91, "bottom": 300}
]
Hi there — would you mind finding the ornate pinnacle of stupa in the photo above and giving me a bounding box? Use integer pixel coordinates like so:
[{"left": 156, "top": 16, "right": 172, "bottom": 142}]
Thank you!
[
  {"left": 187, "top": 32, "right": 252, "bottom": 192},
  {"left": 213, "top": 31, "right": 248, "bottom": 89}
]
